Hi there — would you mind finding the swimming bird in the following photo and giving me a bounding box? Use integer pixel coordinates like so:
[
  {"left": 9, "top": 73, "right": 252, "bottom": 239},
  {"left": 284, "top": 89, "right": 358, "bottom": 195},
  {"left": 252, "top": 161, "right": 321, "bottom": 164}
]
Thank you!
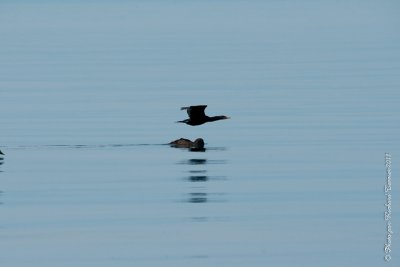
[
  {"left": 177, "top": 105, "right": 230, "bottom": 126},
  {"left": 170, "top": 138, "right": 205, "bottom": 151},
  {"left": 0, "top": 150, "right": 4, "bottom": 155}
]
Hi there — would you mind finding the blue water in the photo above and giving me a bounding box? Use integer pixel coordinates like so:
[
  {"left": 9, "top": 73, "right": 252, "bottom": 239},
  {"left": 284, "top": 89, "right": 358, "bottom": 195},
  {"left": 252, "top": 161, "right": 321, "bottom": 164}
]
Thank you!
[{"left": 1, "top": 1, "right": 400, "bottom": 266}]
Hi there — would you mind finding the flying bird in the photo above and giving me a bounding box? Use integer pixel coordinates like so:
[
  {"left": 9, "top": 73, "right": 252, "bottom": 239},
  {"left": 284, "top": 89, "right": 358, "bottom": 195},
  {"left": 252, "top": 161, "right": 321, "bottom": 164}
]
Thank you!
[{"left": 177, "top": 105, "right": 230, "bottom": 126}]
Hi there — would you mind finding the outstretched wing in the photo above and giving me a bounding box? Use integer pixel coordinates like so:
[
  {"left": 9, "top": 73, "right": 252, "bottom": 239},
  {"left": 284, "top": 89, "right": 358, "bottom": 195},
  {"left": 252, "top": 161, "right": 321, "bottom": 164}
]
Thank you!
[{"left": 181, "top": 105, "right": 207, "bottom": 120}]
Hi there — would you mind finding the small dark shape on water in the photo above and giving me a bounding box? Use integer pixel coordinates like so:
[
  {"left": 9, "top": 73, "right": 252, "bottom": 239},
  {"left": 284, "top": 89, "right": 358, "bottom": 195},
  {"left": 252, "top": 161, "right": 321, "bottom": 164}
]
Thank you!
[
  {"left": 177, "top": 105, "right": 230, "bottom": 126},
  {"left": 170, "top": 138, "right": 205, "bottom": 152}
]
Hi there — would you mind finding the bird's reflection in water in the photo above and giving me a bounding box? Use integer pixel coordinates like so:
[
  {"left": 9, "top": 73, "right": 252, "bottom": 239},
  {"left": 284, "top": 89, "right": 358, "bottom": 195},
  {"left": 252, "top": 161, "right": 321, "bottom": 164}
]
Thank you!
[
  {"left": 179, "top": 156, "right": 227, "bottom": 204},
  {"left": 189, "top": 175, "right": 208, "bottom": 182},
  {"left": 190, "top": 170, "right": 207, "bottom": 173},
  {"left": 185, "top": 158, "right": 208, "bottom": 184},
  {"left": 189, "top": 192, "right": 208, "bottom": 203},
  {"left": 188, "top": 159, "right": 207, "bottom": 165},
  {"left": 187, "top": 169, "right": 208, "bottom": 182},
  {"left": 184, "top": 158, "right": 209, "bottom": 203},
  {"left": 178, "top": 159, "right": 227, "bottom": 165}
]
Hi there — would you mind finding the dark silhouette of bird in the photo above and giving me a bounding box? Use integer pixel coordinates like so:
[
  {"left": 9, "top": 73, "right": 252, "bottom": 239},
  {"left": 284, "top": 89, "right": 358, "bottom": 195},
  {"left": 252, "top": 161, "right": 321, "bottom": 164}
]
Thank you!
[
  {"left": 169, "top": 138, "right": 205, "bottom": 151},
  {"left": 177, "top": 105, "right": 230, "bottom": 126},
  {"left": 0, "top": 149, "right": 4, "bottom": 155}
]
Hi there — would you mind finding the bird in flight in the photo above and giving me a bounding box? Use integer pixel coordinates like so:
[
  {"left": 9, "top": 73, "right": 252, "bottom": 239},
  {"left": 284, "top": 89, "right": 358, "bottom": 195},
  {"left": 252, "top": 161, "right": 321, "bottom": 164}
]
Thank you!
[{"left": 177, "top": 105, "right": 230, "bottom": 126}]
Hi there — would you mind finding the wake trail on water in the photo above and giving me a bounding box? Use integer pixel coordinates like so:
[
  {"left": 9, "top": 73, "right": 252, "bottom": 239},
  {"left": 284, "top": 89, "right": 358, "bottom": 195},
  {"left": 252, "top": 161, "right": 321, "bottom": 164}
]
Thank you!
[{"left": 2, "top": 143, "right": 168, "bottom": 150}]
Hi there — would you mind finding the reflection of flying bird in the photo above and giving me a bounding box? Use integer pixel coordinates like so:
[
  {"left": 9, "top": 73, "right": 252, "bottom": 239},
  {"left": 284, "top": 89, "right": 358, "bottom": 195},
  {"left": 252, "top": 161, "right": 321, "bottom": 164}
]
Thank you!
[{"left": 177, "top": 105, "right": 230, "bottom": 126}]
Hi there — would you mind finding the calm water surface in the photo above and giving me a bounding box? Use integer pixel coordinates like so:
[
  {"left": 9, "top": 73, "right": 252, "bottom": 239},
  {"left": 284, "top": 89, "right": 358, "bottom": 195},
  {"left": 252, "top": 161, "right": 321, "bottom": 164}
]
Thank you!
[{"left": 1, "top": 1, "right": 400, "bottom": 266}]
